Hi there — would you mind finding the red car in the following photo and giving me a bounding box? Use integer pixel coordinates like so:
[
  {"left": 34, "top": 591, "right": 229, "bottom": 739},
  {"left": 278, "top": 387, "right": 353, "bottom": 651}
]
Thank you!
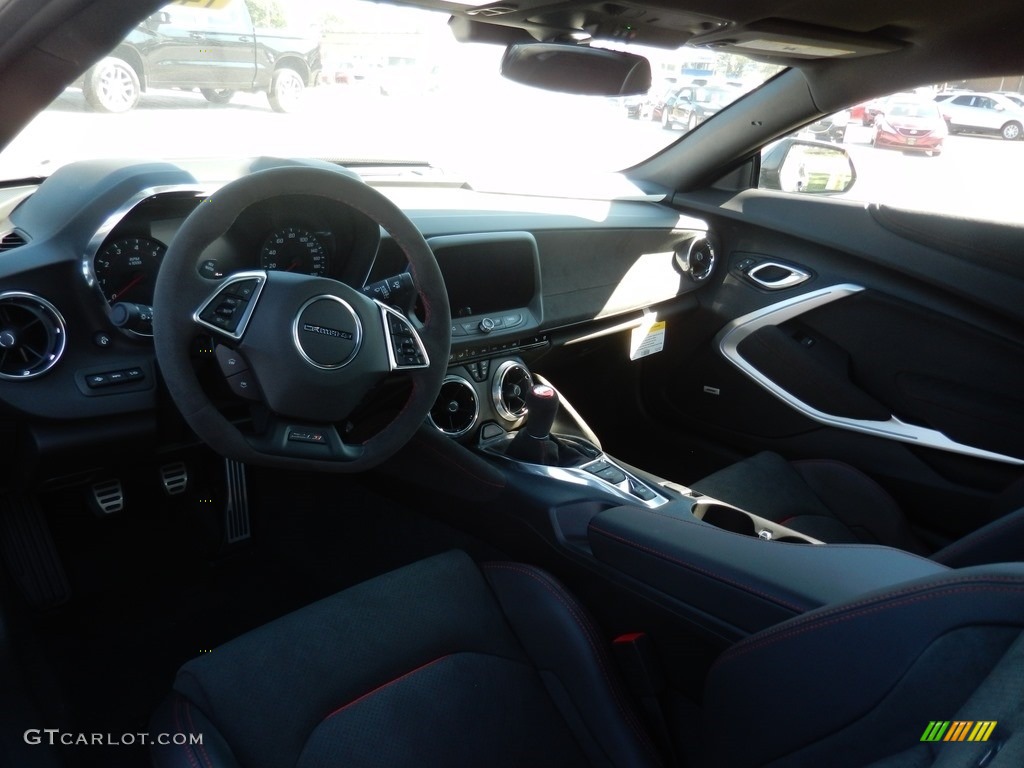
[{"left": 873, "top": 99, "right": 947, "bottom": 155}]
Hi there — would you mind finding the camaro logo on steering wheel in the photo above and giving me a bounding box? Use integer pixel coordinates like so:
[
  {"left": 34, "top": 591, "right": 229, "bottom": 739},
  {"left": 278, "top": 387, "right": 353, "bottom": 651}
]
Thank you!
[{"left": 302, "top": 323, "right": 352, "bottom": 341}]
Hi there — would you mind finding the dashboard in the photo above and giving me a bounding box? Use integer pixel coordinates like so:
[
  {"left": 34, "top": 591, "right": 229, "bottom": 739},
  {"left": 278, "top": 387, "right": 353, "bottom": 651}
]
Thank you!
[{"left": 0, "top": 158, "right": 713, "bottom": 469}]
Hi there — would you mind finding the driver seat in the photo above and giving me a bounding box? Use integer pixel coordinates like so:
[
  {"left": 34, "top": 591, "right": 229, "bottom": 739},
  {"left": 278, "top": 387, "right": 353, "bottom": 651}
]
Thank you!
[
  {"left": 151, "top": 550, "right": 1024, "bottom": 768},
  {"left": 150, "top": 550, "right": 662, "bottom": 768}
]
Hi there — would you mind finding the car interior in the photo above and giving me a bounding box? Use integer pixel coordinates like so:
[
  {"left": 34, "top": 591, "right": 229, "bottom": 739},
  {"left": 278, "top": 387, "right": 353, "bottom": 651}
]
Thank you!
[{"left": 1, "top": 0, "right": 1024, "bottom": 767}]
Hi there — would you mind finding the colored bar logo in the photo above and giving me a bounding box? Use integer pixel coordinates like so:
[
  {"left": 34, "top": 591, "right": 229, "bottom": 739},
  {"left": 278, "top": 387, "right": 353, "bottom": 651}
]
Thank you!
[{"left": 920, "top": 721, "right": 997, "bottom": 742}]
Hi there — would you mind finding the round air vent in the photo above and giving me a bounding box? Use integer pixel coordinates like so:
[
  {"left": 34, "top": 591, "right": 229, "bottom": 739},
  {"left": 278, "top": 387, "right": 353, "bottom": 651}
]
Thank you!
[
  {"left": 676, "top": 236, "right": 717, "bottom": 282},
  {"left": 428, "top": 375, "right": 479, "bottom": 437},
  {"left": 0, "top": 292, "right": 67, "bottom": 380},
  {"left": 492, "top": 360, "right": 533, "bottom": 422}
]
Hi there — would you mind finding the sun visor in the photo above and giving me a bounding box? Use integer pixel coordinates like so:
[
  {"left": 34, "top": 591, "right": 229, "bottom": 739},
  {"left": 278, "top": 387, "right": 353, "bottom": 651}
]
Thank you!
[{"left": 689, "top": 19, "right": 906, "bottom": 61}]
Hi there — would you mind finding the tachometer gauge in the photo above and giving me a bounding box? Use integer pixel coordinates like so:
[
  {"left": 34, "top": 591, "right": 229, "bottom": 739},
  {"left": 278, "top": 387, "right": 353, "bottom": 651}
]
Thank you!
[
  {"left": 260, "top": 227, "right": 328, "bottom": 276},
  {"left": 94, "top": 236, "right": 167, "bottom": 305}
]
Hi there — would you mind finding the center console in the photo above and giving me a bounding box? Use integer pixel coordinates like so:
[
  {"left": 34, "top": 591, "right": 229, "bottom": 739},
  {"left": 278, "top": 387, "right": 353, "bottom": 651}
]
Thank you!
[
  {"left": 413, "top": 230, "right": 948, "bottom": 642},
  {"left": 426, "top": 366, "right": 947, "bottom": 641}
]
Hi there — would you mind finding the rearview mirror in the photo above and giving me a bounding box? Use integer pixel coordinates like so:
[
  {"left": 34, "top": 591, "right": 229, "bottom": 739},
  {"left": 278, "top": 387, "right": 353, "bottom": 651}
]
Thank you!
[
  {"left": 760, "top": 138, "right": 856, "bottom": 194},
  {"left": 500, "top": 43, "right": 652, "bottom": 96}
]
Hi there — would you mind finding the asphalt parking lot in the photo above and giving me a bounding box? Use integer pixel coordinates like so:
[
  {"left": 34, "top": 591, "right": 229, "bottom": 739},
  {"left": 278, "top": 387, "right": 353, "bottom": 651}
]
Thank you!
[{"left": 4, "top": 86, "right": 1022, "bottom": 223}]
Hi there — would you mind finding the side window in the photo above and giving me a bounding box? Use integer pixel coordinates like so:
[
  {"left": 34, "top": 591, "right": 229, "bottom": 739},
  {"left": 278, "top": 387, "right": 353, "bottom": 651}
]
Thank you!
[
  {"left": 175, "top": 1, "right": 249, "bottom": 31},
  {"left": 759, "top": 84, "right": 1024, "bottom": 223},
  {"left": 165, "top": 6, "right": 203, "bottom": 27}
]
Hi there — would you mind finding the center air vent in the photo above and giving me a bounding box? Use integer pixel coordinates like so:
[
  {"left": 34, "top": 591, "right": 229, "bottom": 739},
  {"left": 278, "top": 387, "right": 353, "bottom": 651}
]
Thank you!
[
  {"left": 0, "top": 292, "right": 67, "bottom": 380},
  {"left": 0, "top": 231, "right": 27, "bottom": 252},
  {"left": 429, "top": 376, "right": 479, "bottom": 437},
  {"left": 492, "top": 360, "right": 533, "bottom": 422}
]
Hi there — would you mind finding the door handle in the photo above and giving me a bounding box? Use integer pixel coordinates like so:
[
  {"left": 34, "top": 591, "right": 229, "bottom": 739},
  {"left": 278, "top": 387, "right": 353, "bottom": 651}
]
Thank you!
[{"left": 747, "top": 261, "right": 810, "bottom": 290}]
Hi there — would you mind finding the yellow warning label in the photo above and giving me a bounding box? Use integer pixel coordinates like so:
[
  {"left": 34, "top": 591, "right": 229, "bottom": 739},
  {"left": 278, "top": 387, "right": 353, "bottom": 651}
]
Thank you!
[{"left": 630, "top": 319, "right": 666, "bottom": 361}]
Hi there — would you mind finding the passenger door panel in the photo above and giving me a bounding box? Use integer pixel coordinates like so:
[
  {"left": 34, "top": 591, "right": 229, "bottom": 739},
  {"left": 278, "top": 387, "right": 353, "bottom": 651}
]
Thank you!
[{"left": 647, "top": 190, "right": 1024, "bottom": 542}]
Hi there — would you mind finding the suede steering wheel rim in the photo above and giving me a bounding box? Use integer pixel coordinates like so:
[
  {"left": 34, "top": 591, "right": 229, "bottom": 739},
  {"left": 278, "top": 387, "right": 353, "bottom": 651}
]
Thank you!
[{"left": 153, "top": 166, "right": 451, "bottom": 472}]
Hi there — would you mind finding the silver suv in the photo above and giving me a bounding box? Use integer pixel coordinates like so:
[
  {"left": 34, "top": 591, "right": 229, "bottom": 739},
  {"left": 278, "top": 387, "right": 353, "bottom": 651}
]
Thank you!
[{"left": 935, "top": 91, "right": 1024, "bottom": 140}]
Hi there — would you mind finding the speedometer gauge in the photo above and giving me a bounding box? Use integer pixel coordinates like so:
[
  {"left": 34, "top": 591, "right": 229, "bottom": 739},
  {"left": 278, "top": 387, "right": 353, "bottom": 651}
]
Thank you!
[
  {"left": 94, "top": 236, "right": 166, "bottom": 305},
  {"left": 260, "top": 227, "right": 328, "bottom": 276}
]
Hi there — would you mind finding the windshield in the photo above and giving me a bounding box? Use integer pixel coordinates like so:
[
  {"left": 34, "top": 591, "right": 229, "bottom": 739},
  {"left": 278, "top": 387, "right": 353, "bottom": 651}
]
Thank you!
[{"left": 0, "top": 0, "right": 781, "bottom": 183}]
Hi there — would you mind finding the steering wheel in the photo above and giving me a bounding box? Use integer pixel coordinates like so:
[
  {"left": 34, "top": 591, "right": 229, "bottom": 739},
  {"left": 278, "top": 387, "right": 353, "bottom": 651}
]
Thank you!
[{"left": 153, "top": 166, "right": 451, "bottom": 472}]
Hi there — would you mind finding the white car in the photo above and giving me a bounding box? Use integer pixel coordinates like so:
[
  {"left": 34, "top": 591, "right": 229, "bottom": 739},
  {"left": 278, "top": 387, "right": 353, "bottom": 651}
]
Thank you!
[{"left": 938, "top": 91, "right": 1024, "bottom": 139}]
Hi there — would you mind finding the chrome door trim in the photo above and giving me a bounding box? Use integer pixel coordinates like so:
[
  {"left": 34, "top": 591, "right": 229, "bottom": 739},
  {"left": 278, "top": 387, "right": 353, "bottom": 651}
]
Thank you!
[{"left": 715, "top": 284, "right": 1024, "bottom": 465}]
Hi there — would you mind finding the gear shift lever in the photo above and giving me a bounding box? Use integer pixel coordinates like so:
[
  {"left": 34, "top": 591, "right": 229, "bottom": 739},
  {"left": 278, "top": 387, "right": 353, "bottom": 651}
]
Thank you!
[{"left": 505, "top": 384, "right": 560, "bottom": 464}]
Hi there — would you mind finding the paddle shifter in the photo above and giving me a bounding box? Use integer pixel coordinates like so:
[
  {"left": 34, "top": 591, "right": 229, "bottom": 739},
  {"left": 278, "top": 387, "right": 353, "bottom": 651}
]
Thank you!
[{"left": 505, "top": 384, "right": 560, "bottom": 465}]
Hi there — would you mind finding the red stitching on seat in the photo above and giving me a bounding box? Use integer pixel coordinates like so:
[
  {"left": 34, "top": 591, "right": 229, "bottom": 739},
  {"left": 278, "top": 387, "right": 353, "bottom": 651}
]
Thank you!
[
  {"left": 184, "top": 700, "right": 215, "bottom": 768},
  {"left": 483, "top": 562, "right": 662, "bottom": 764},
  {"left": 173, "top": 696, "right": 201, "bottom": 768},
  {"left": 322, "top": 655, "right": 452, "bottom": 721},
  {"left": 589, "top": 525, "right": 805, "bottom": 614}
]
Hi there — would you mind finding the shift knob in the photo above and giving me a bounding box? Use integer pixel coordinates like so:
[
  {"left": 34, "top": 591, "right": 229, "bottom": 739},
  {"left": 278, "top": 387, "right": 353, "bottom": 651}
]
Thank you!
[{"left": 524, "top": 384, "right": 559, "bottom": 439}]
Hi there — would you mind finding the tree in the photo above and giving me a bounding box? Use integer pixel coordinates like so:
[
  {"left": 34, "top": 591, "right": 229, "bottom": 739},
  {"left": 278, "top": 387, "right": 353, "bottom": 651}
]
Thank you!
[{"left": 245, "top": 0, "right": 287, "bottom": 29}]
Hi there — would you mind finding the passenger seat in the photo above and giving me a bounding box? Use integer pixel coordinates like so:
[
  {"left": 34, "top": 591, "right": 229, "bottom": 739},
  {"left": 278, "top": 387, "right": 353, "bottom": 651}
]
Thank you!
[{"left": 691, "top": 451, "right": 1024, "bottom": 567}]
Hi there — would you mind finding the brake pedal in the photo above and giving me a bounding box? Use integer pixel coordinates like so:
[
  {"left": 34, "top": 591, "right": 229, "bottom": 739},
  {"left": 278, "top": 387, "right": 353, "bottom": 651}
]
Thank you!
[
  {"left": 90, "top": 479, "right": 124, "bottom": 516},
  {"left": 0, "top": 494, "right": 70, "bottom": 609},
  {"left": 159, "top": 462, "right": 189, "bottom": 496},
  {"left": 224, "top": 459, "right": 250, "bottom": 544}
]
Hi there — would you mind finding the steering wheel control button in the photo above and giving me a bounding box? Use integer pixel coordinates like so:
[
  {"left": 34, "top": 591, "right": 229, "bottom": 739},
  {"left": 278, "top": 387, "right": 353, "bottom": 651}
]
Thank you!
[
  {"left": 215, "top": 345, "right": 249, "bottom": 376},
  {"left": 378, "top": 303, "right": 430, "bottom": 371},
  {"left": 225, "top": 279, "right": 259, "bottom": 299},
  {"left": 226, "top": 370, "right": 260, "bottom": 401},
  {"left": 194, "top": 272, "right": 266, "bottom": 340},
  {"left": 201, "top": 297, "right": 245, "bottom": 333},
  {"left": 293, "top": 296, "right": 362, "bottom": 370}
]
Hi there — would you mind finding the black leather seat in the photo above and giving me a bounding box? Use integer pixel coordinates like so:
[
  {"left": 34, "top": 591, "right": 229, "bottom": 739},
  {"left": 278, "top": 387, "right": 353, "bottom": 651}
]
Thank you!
[
  {"left": 152, "top": 551, "right": 1024, "bottom": 768},
  {"left": 692, "top": 451, "right": 1024, "bottom": 566}
]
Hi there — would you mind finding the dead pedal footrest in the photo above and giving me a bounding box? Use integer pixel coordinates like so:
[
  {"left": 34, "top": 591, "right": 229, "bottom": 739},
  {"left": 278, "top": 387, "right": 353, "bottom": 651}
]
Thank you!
[
  {"left": 224, "top": 459, "right": 250, "bottom": 544},
  {"left": 0, "top": 494, "right": 71, "bottom": 609}
]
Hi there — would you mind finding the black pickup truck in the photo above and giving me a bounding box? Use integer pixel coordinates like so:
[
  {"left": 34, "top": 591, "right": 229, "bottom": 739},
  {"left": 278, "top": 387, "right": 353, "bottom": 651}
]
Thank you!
[{"left": 80, "top": 0, "right": 321, "bottom": 113}]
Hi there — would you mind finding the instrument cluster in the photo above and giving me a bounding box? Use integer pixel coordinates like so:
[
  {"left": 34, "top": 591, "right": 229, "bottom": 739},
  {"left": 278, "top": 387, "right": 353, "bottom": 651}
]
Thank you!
[{"left": 86, "top": 191, "right": 381, "bottom": 337}]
